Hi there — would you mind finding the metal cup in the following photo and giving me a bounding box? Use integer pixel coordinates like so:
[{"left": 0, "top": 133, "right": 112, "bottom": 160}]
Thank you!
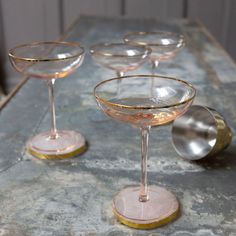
[{"left": 171, "top": 105, "right": 232, "bottom": 160}]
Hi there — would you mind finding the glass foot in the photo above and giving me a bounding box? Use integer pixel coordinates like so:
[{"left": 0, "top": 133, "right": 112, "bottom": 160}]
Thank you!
[
  {"left": 113, "top": 185, "right": 179, "bottom": 229},
  {"left": 27, "top": 130, "right": 87, "bottom": 159}
]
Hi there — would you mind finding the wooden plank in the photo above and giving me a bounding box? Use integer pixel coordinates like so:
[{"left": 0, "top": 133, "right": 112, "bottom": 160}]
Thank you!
[
  {"left": 197, "top": 19, "right": 236, "bottom": 67},
  {"left": 43, "top": 0, "right": 61, "bottom": 40},
  {"left": 225, "top": 0, "right": 236, "bottom": 60},
  {"left": 166, "top": 0, "right": 184, "bottom": 18},
  {"left": 104, "top": 0, "right": 122, "bottom": 16},
  {"left": 0, "top": 0, "right": 7, "bottom": 94},
  {"left": 1, "top": 0, "right": 60, "bottom": 91},
  {"left": 0, "top": 77, "right": 29, "bottom": 110},
  {"left": 62, "top": 0, "right": 121, "bottom": 30},
  {"left": 187, "top": 0, "right": 227, "bottom": 45},
  {"left": 1, "top": 0, "right": 60, "bottom": 51},
  {"left": 125, "top": 0, "right": 184, "bottom": 18},
  {"left": 0, "top": 10, "right": 81, "bottom": 111},
  {"left": 0, "top": 15, "right": 236, "bottom": 235}
]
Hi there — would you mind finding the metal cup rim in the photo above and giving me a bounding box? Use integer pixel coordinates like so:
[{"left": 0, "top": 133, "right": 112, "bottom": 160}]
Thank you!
[{"left": 172, "top": 105, "right": 232, "bottom": 160}]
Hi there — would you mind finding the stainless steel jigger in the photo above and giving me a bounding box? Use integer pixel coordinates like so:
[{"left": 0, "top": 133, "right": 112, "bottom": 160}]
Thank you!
[{"left": 172, "top": 105, "right": 232, "bottom": 160}]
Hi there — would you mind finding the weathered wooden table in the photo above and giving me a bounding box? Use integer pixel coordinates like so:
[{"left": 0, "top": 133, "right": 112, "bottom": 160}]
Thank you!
[{"left": 0, "top": 16, "right": 236, "bottom": 236}]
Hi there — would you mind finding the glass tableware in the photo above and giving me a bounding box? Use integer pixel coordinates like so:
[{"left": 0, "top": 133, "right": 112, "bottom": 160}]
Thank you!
[
  {"left": 90, "top": 43, "right": 151, "bottom": 77},
  {"left": 9, "top": 41, "right": 86, "bottom": 159},
  {"left": 124, "top": 32, "right": 185, "bottom": 74},
  {"left": 172, "top": 105, "right": 232, "bottom": 160},
  {"left": 94, "top": 75, "right": 196, "bottom": 229}
]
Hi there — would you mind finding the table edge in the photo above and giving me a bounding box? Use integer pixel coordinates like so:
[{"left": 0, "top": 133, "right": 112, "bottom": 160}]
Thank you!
[{"left": 195, "top": 18, "right": 236, "bottom": 66}]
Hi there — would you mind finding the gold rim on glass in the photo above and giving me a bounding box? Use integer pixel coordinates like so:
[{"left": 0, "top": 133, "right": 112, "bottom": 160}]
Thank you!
[
  {"left": 94, "top": 74, "right": 196, "bottom": 110},
  {"left": 124, "top": 31, "right": 185, "bottom": 47},
  {"left": 8, "top": 41, "right": 85, "bottom": 62},
  {"left": 113, "top": 206, "right": 180, "bottom": 229},
  {"left": 27, "top": 144, "right": 87, "bottom": 160},
  {"left": 90, "top": 43, "right": 152, "bottom": 58}
]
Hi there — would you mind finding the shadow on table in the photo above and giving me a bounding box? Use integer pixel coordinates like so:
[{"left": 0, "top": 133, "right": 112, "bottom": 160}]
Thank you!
[{"left": 195, "top": 144, "right": 236, "bottom": 170}]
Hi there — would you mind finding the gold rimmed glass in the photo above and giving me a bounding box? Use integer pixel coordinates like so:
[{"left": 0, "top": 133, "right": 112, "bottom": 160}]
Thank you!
[
  {"left": 9, "top": 41, "right": 86, "bottom": 159},
  {"left": 94, "top": 75, "right": 196, "bottom": 229},
  {"left": 123, "top": 31, "right": 185, "bottom": 74},
  {"left": 90, "top": 43, "right": 151, "bottom": 77}
]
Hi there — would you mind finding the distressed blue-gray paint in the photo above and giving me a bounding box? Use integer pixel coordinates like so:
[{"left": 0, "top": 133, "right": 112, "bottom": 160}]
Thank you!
[{"left": 0, "top": 16, "right": 236, "bottom": 235}]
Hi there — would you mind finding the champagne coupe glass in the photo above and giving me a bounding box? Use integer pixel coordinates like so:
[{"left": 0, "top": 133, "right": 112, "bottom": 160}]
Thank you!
[
  {"left": 94, "top": 75, "right": 196, "bottom": 229},
  {"left": 9, "top": 41, "right": 86, "bottom": 159},
  {"left": 123, "top": 32, "right": 185, "bottom": 74},
  {"left": 90, "top": 43, "right": 151, "bottom": 78}
]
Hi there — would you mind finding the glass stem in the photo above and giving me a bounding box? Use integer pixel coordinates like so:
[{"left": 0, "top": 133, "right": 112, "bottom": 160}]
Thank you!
[
  {"left": 116, "top": 71, "right": 124, "bottom": 77},
  {"left": 116, "top": 71, "right": 124, "bottom": 97},
  {"left": 151, "top": 61, "right": 159, "bottom": 96},
  {"left": 151, "top": 60, "right": 159, "bottom": 75},
  {"left": 47, "top": 79, "right": 57, "bottom": 139},
  {"left": 139, "top": 126, "right": 151, "bottom": 202}
]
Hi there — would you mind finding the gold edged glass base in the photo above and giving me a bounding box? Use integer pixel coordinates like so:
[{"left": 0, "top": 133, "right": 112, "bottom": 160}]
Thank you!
[
  {"left": 26, "top": 130, "right": 87, "bottom": 160},
  {"left": 112, "top": 185, "right": 180, "bottom": 229}
]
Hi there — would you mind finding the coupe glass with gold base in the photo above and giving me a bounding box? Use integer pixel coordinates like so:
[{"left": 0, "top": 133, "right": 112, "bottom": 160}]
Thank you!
[
  {"left": 9, "top": 41, "right": 86, "bottom": 159},
  {"left": 94, "top": 75, "right": 196, "bottom": 229}
]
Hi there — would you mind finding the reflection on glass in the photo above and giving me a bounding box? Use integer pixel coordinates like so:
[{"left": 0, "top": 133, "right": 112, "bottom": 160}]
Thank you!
[
  {"left": 94, "top": 75, "right": 196, "bottom": 229},
  {"left": 90, "top": 43, "right": 151, "bottom": 77},
  {"left": 124, "top": 31, "right": 185, "bottom": 74},
  {"left": 9, "top": 41, "right": 86, "bottom": 159}
]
